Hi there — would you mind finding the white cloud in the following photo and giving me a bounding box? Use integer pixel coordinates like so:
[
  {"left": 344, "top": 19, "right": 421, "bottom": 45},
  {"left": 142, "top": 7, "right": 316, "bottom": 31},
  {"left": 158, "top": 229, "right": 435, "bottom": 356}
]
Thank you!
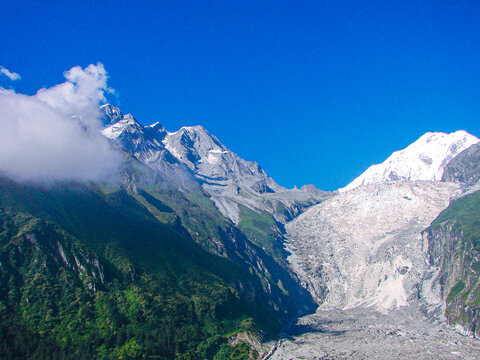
[
  {"left": 36, "top": 63, "right": 112, "bottom": 129},
  {"left": 0, "top": 66, "right": 21, "bottom": 81},
  {"left": 0, "top": 63, "right": 122, "bottom": 183}
]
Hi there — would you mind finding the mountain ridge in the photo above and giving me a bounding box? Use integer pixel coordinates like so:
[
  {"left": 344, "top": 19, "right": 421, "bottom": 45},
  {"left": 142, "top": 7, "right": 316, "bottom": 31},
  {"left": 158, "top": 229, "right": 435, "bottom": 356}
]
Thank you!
[
  {"left": 340, "top": 130, "right": 479, "bottom": 192},
  {"left": 3, "top": 98, "right": 480, "bottom": 359},
  {"left": 100, "top": 104, "right": 331, "bottom": 225}
]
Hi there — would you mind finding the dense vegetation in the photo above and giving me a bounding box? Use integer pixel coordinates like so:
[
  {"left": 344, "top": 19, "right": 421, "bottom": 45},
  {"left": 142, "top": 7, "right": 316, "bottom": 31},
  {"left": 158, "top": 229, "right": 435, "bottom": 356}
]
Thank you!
[
  {"left": 426, "top": 190, "right": 480, "bottom": 336},
  {"left": 237, "top": 205, "right": 285, "bottom": 261},
  {"left": 0, "top": 176, "right": 280, "bottom": 359},
  {"left": 431, "top": 190, "right": 480, "bottom": 249}
]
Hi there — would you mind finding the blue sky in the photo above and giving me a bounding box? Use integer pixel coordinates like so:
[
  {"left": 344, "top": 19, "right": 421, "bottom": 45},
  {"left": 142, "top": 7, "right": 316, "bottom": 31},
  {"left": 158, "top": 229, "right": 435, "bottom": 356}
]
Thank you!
[{"left": 1, "top": 0, "right": 480, "bottom": 190}]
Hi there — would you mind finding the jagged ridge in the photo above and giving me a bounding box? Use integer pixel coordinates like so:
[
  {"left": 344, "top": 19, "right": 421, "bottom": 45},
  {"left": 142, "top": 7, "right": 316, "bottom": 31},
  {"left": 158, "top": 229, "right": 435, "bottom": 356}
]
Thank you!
[{"left": 101, "top": 104, "right": 330, "bottom": 225}]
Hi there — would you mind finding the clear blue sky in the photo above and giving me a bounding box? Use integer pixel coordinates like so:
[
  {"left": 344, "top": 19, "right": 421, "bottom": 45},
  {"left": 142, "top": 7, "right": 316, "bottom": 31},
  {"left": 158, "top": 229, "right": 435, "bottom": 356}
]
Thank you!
[{"left": 1, "top": 0, "right": 480, "bottom": 190}]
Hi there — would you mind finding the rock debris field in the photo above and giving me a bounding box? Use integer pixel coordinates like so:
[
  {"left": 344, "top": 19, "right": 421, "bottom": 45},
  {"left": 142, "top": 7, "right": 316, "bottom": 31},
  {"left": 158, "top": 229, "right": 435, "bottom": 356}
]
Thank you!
[{"left": 265, "top": 307, "right": 480, "bottom": 360}]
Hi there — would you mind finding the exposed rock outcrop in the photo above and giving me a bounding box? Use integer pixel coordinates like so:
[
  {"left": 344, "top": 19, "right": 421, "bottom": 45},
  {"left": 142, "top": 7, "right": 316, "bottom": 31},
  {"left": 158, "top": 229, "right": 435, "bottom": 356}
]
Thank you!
[
  {"left": 442, "top": 142, "right": 480, "bottom": 186},
  {"left": 422, "top": 192, "right": 480, "bottom": 338}
]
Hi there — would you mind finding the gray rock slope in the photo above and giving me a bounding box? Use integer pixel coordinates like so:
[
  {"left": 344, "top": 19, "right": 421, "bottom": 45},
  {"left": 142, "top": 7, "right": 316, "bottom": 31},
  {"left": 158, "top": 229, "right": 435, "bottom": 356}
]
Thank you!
[
  {"left": 162, "top": 125, "right": 330, "bottom": 223},
  {"left": 271, "top": 183, "right": 480, "bottom": 359},
  {"left": 442, "top": 142, "right": 480, "bottom": 186},
  {"left": 267, "top": 307, "right": 480, "bottom": 360},
  {"left": 101, "top": 104, "right": 330, "bottom": 224}
]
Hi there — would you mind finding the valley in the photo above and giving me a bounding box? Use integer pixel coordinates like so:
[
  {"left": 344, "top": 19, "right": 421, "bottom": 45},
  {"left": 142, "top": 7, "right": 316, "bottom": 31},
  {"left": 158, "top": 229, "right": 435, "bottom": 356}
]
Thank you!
[
  {"left": 264, "top": 130, "right": 480, "bottom": 359},
  {"left": 1, "top": 101, "right": 480, "bottom": 359},
  {"left": 4, "top": 3, "right": 480, "bottom": 358}
]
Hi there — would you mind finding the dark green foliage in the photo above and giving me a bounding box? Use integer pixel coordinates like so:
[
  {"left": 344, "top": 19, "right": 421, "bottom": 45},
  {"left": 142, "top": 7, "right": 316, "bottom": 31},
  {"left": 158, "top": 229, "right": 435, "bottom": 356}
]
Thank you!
[
  {"left": 430, "top": 190, "right": 480, "bottom": 249},
  {"left": 0, "top": 177, "right": 266, "bottom": 359},
  {"left": 133, "top": 179, "right": 316, "bottom": 326},
  {"left": 447, "top": 280, "right": 466, "bottom": 301},
  {"left": 214, "top": 342, "right": 258, "bottom": 360},
  {"left": 120, "top": 158, "right": 316, "bottom": 325},
  {"left": 237, "top": 205, "right": 285, "bottom": 260}
]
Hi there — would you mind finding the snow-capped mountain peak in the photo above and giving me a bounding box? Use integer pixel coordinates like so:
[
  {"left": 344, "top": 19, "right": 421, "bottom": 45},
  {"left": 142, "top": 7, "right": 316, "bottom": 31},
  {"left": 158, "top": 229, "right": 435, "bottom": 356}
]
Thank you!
[
  {"left": 100, "top": 104, "right": 123, "bottom": 125},
  {"left": 340, "top": 130, "right": 479, "bottom": 192},
  {"left": 99, "top": 104, "right": 330, "bottom": 223},
  {"left": 162, "top": 125, "right": 230, "bottom": 169},
  {"left": 101, "top": 113, "right": 142, "bottom": 140}
]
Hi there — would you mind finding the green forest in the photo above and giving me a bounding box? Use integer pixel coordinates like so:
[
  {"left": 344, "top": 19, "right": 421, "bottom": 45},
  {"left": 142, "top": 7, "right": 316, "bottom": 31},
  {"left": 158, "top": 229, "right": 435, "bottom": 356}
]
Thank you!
[{"left": 0, "top": 174, "right": 304, "bottom": 359}]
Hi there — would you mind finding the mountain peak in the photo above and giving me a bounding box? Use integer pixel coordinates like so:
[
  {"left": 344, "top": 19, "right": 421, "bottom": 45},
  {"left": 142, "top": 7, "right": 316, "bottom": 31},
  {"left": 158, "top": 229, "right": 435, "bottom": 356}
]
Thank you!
[
  {"left": 340, "top": 130, "right": 479, "bottom": 192},
  {"left": 100, "top": 104, "right": 123, "bottom": 124},
  {"left": 163, "top": 125, "right": 227, "bottom": 168},
  {"left": 181, "top": 125, "right": 206, "bottom": 132},
  {"left": 99, "top": 106, "right": 329, "bottom": 223},
  {"left": 101, "top": 113, "right": 142, "bottom": 140}
]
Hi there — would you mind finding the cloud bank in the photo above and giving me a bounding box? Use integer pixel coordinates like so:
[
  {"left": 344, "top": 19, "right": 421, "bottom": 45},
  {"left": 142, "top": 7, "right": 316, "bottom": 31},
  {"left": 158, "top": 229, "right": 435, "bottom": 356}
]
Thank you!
[
  {"left": 0, "top": 66, "right": 21, "bottom": 81},
  {"left": 0, "top": 63, "right": 122, "bottom": 183}
]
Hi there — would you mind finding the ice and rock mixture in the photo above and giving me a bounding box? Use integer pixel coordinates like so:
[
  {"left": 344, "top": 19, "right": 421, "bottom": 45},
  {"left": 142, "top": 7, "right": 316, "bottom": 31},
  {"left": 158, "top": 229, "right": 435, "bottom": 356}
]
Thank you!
[
  {"left": 269, "top": 131, "right": 480, "bottom": 359},
  {"left": 269, "top": 181, "right": 480, "bottom": 359},
  {"left": 286, "top": 181, "right": 461, "bottom": 312}
]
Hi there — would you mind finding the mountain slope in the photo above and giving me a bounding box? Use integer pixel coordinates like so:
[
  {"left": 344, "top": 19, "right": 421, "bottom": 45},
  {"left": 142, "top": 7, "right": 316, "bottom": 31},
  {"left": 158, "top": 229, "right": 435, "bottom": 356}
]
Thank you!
[
  {"left": 264, "top": 130, "right": 480, "bottom": 358},
  {"left": 100, "top": 104, "right": 330, "bottom": 272},
  {"left": 340, "top": 131, "right": 479, "bottom": 192},
  {"left": 0, "top": 176, "right": 272, "bottom": 359},
  {"left": 101, "top": 105, "right": 328, "bottom": 321},
  {"left": 101, "top": 105, "right": 330, "bottom": 225},
  {"left": 0, "top": 142, "right": 319, "bottom": 360},
  {"left": 118, "top": 157, "right": 317, "bottom": 317},
  {"left": 422, "top": 188, "right": 480, "bottom": 338},
  {"left": 282, "top": 129, "right": 480, "bottom": 341}
]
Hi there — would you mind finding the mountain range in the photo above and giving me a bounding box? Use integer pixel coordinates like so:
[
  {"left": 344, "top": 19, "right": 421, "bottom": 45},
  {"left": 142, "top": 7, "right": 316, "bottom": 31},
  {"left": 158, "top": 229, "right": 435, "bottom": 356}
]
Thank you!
[
  {"left": 271, "top": 128, "right": 480, "bottom": 359},
  {"left": 1, "top": 104, "right": 480, "bottom": 359},
  {"left": 101, "top": 104, "right": 329, "bottom": 225}
]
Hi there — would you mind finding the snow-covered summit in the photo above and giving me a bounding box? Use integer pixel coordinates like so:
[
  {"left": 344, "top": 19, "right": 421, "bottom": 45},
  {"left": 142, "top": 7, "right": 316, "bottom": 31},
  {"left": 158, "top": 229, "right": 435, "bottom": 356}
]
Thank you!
[
  {"left": 162, "top": 125, "right": 232, "bottom": 170},
  {"left": 100, "top": 104, "right": 123, "bottom": 125},
  {"left": 340, "top": 130, "right": 479, "bottom": 192},
  {"left": 101, "top": 114, "right": 143, "bottom": 140},
  {"left": 161, "top": 124, "right": 330, "bottom": 223},
  {"left": 99, "top": 104, "right": 329, "bottom": 223}
]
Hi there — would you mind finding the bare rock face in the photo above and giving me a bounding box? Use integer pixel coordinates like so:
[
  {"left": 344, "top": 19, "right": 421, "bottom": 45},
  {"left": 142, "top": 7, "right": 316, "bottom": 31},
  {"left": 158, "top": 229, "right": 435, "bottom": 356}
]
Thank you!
[
  {"left": 286, "top": 181, "right": 462, "bottom": 312},
  {"left": 442, "top": 142, "right": 480, "bottom": 186},
  {"left": 162, "top": 125, "right": 331, "bottom": 223}
]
